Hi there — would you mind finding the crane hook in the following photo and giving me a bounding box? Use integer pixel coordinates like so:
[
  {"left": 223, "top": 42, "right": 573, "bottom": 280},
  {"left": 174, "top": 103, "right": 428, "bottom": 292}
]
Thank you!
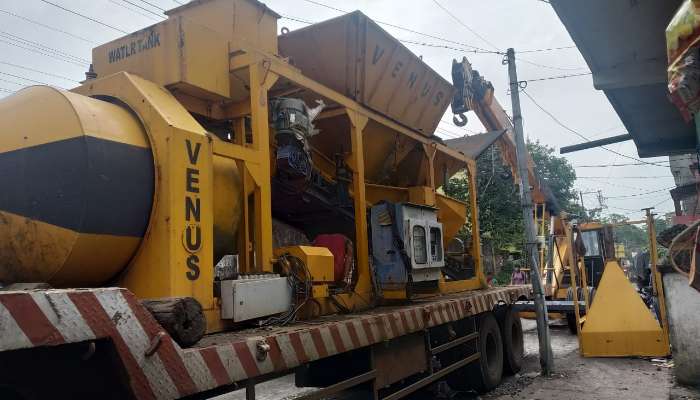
[{"left": 453, "top": 113, "right": 468, "bottom": 127}]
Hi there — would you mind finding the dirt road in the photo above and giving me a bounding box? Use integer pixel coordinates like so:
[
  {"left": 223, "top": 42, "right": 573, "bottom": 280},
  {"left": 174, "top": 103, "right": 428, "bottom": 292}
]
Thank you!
[
  {"left": 213, "top": 319, "right": 700, "bottom": 400},
  {"left": 483, "top": 320, "right": 700, "bottom": 400}
]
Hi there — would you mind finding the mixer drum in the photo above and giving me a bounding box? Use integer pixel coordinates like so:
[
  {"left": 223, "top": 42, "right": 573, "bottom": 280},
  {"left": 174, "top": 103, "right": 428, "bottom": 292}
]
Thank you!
[{"left": 0, "top": 86, "right": 154, "bottom": 287}]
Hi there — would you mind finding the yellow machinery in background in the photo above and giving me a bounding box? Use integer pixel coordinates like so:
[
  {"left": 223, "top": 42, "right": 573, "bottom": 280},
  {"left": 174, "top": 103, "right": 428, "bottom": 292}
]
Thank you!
[
  {"left": 553, "top": 210, "right": 670, "bottom": 357},
  {"left": 0, "top": 0, "right": 497, "bottom": 333}
]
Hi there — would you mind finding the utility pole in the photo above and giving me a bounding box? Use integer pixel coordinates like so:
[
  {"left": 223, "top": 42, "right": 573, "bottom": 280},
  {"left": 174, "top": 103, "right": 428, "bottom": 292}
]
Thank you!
[{"left": 506, "top": 48, "right": 554, "bottom": 375}]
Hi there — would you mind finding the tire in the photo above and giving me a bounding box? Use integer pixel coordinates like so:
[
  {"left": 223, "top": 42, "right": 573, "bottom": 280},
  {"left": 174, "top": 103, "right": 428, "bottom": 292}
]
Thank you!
[
  {"left": 461, "top": 313, "right": 504, "bottom": 393},
  {"left": 565, "top": 286, "right": 595, "bottom": 334},
  {"left": 498, "top": 307, "right": 524, "bottom": 374},
  {"left": 566, "top": 312, "right": 577, "bottom": 334}
]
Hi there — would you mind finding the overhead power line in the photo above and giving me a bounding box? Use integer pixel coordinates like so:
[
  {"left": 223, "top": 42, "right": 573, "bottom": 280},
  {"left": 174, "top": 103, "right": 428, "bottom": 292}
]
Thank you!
[
  {"left": 397, "top": 39, "right": 495, "bottom": 54},
  {"left": 520, "top": 72, "right": 592, "bottom": 83},
  {"left": 0, "top": 38, "right": 86, "bottom": 67},
  {"left": 279, "top": 14, "right": 314, "bottom": 25},
  {"left": 299, "top": 0, "right": 493, "bottom": 52},
  {"left": 0, "top": 71, "right": 51, "bottom": 86},
  {"left": 431, "top": 0, "right": 500, "bottom": 51},
  {"left": 0, "top": 61, "right": 78, "bottom": 82},
  {"left": 38, "top": 0, "right": 129, "bottom": 34},
  {"left": 0, "top": 30, "right": 89, "bottom": 64},
  {"left": 109, "top": 0, "right": 162, "bottom": 21},
  {"left": 119, "top": 0, "right": 165, "bottom": 19},
  {"left": 135, "top": 0, "right": 167, "bottom": 12},
  {"left": 578, "top": 176, "right": 671, "bottom": 179},
  {"left": 521, "top": 89, "right": 669, "bottom": 167},
  {"left": 294, "top": 0, "right": 589, "bottom": 71},
  {"left": 0, "top": 7, "right": 97, "bottom": 44},
  {"left": 605, "top": 186, "right": 675, "bottom": 199},
  {"left": 519, "top": 45, "right": 577, "bottom": 53},
  {"left": 650, "top": 197, "right": 673, "bottom": 208},
  {"left": 516, "top": 56, "right": 589, "bottom": 72},
  {"left": 573, "top": 162, "right": 670, "bottom": 168}
]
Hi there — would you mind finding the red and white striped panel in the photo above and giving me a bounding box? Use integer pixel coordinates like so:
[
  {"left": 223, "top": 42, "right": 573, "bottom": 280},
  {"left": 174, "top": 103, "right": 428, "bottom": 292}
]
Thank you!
[{"left": 0, "top": 285, "right": 530, "bottom": 400}]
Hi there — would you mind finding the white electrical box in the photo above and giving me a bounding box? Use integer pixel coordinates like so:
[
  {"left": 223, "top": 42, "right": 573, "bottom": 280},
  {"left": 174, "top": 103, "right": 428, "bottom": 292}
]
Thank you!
[{"left": 220, "top": 277, "right": 292, "bottom": 322}]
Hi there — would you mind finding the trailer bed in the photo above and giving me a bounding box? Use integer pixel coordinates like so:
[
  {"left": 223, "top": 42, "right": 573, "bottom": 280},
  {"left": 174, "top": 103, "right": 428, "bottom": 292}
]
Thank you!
[{"left": 0, "top": 285, "right": 530, "bottom": 399}]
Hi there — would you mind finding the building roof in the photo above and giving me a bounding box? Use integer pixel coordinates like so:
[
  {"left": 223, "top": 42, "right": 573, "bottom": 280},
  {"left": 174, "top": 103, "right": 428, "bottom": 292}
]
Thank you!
[{"left": 551, "top": 0, "right": 695, "bottom": 157}]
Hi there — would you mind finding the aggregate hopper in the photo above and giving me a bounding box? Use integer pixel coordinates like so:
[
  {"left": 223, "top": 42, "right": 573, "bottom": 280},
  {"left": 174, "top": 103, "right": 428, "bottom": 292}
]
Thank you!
[{"left": 279, "top": 11, "right": 454, "bottom": 136}]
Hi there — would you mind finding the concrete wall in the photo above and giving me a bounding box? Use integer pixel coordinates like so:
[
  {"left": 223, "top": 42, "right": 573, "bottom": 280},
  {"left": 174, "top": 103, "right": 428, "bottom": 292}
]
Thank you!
[{"left": 663, "top": 272, "right": 700, "bottom": 386}]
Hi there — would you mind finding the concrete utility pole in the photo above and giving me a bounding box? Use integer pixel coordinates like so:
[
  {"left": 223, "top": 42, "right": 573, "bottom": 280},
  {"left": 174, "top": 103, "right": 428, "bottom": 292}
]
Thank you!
[{"left": 505, "top": 48, "right": 554, "bottom": 375}]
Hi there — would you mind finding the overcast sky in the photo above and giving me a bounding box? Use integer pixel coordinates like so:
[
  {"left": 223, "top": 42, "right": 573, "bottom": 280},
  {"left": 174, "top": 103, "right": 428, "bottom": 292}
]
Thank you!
[{"left": 0, "top": 0, "right": 677, "bottom": 219}]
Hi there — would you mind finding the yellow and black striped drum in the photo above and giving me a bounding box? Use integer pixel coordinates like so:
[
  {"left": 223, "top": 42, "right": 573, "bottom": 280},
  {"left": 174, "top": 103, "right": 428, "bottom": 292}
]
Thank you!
[{"left": 0, "top": 86, "right": 154, "bottom": 287}]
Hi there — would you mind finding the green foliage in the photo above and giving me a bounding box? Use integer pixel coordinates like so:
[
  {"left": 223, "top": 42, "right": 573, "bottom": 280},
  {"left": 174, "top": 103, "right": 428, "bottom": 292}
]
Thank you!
[
  {"left": 527, "top": 140, "right": 579, "bottom": 211},
  {"left": 444, "top": 140, "right": 578, "bottom": 253},
  {"left": 599, "top": 213, "right": 669, "bottom": 258},
  {"left": 444, "top": 144, "right": 523, "bottom": 251},
  {"left": 493, "top": 259, "right": 520, "bottom": 286}
]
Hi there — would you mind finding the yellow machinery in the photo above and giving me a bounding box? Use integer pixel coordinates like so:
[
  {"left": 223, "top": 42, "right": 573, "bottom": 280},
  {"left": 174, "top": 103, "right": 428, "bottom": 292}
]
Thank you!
[
  {"left": 0, "top": 0, "right": 491, "bottom": 333},
  {"left": 552, "top": 211, "right": 670, "bottom": 357}
]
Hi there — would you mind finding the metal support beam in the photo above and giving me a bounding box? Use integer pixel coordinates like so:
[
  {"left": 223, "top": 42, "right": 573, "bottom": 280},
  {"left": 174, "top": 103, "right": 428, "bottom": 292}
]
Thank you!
[
  {"left": 559, "top": 134, "right": 632, "bottom": 154},
  {"left": 296, "top": 370, "right": 377, "bottom": 400},
  {"left": 382, "top": 353, "right": 480, "bottom": 400}
]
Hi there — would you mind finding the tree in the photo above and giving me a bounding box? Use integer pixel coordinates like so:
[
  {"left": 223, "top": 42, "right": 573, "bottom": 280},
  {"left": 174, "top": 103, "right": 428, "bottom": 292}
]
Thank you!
[
  {"left": 602, "top": 213, "right": 647, "bottom": 258},
  {"left": 527, "top": 140, "right": 579, "bottom": 212},
  {"left": 443, "top": 140, "right": 578, "bottom": 253}
]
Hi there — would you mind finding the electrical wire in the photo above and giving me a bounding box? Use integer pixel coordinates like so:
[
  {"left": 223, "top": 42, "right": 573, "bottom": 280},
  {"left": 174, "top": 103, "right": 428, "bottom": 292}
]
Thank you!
[
  {"left": 0, "top": 71, "right": 51, "bottom": 86},
  {"left": 605, "top": 186, "right": 675, "bottom": 199},
  {"left": 431, "top": 0, "right": 500, "bottom": 51},
  {"left": 577, "top": 176, "right": 671, "bottom": 179},
  {"left": 109, "top": 0, "right": 162, "bottom": 21},
  {"left": 279, "top": 14, "right": 314, "bottom": 25},
  {"left": 119, "top": 0, "right": 165, "bottom": 19},
  {"left": 290, "top": 1, "right": 588, "bottom": 73},
  {"left": 573, "top": 162, "right": 670, "bottom": 168},
  {"left": 299, "top": 0, "right": 494, "bottom": 53},
  {"left": 0, "top": 7, "right": 97, "bottom": 44},
  {"left": 521, "top": 89, "right": 669, "bottom": 167},
  {"left": 519, "top": 45, "right": 577, "bottom": 53},
  {"left": 38, "top": 0, "right": 129, "bottom": 34},
  {"left": 0, "top": 60, "right": 78, "bottom": 82},
  {"left": 135, "top": 0, "right": 167, "bottom": 12},
  {"left": 396, "top": 39, "right": 495, "bottom": 54},
  {"left": 650, "top": 197, "right": 672, "bottom": 208},
  {"left": 520, "top": 72, "right": 592, "bottom": 83},
  {"left": 0, "top": 38, "right": 86, "bottom": 67},
  {"left": 516, "top": 56, "right": 589, "bottom": 72},
  {"left": 0, "top": 77, "right": 28, "bottom": 87},
  {"left": 0, "top": 30, "right": 89, "bottom": 64}
]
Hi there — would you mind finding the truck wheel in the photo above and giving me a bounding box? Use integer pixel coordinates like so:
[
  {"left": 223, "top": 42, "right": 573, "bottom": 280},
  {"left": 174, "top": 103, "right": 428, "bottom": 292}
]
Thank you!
[
  {"left": 566, "top": 312, "right": 577, "bottom": 334},
  {"left": 449, "top": 313, "right": 503, "bottom": 393},
  {"left": 499, "top": 307, "right": 523, "bottom": 374}
]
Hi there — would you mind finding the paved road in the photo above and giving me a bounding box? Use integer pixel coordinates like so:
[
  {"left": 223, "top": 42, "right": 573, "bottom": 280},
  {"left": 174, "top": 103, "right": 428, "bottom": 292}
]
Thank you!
[{"left": 212, "top": 319, "right": 700, "bottom": 400}]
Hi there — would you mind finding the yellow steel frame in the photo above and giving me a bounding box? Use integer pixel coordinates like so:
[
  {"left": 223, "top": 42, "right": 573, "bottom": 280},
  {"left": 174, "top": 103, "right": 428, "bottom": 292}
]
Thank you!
[
  {"left": 565, "top": 211, "right": 670, "bottom": 357},
  {"left": 74, "top": 73, "right": 222, "bottom": 330},
  {"left": 73, "top": 11, "right": 487, "bottom": 328},
  {"left": 228, "top": 49, "right": 486, "bottom": 307}
]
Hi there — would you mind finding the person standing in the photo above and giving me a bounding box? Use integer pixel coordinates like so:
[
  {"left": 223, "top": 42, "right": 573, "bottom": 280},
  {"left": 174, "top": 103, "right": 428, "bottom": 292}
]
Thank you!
[{"left": 511, "top": 265, "right": 527, "bottom": 285}]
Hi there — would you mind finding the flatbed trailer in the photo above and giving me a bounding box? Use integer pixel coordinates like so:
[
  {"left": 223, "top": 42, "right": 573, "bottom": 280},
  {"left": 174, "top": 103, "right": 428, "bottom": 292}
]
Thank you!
[{"left": 0, "top": 285, "right": 529, "bottom": 399}]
